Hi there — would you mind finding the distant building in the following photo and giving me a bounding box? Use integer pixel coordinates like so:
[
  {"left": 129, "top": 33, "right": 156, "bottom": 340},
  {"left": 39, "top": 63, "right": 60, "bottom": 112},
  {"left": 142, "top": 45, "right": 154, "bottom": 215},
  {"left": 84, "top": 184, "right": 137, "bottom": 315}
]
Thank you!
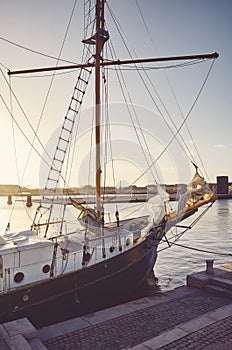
[{"left": 216, "top": 176, "right": 228, "bottom": 194}]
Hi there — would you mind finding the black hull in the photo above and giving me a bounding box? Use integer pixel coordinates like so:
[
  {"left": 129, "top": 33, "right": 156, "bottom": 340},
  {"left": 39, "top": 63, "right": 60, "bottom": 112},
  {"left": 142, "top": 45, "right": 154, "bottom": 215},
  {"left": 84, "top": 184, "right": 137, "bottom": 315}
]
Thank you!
[{"left": 0, "top": 235, "right": 159, "bottom": 326}]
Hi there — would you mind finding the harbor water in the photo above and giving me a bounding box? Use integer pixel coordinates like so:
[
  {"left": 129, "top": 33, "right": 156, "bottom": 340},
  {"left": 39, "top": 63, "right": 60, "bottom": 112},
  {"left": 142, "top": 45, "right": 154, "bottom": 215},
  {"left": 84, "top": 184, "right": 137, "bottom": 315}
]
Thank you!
[
  {"left": 156, "top": 198, "right": 232, "bottom": 291},
  {"left": 0, "top": 197, "right": 232, "bottom": 323},
  {"left": 1, "top": 197, "right": 231, "bottom": 293}
]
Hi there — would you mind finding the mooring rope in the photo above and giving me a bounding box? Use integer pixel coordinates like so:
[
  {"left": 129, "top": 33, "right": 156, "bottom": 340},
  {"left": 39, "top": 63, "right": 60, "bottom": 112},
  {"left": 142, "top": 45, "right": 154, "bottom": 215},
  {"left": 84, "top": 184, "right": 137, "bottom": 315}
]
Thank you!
[{"left": 166, "top": 241, "right": 232, "bottom": 257}]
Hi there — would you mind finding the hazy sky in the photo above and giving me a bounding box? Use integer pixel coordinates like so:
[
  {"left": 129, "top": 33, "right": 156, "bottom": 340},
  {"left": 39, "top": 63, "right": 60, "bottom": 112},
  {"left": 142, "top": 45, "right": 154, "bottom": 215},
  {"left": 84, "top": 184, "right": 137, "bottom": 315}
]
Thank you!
[{"left": 0, "top": 0, "right": 231, "bottom": 187}]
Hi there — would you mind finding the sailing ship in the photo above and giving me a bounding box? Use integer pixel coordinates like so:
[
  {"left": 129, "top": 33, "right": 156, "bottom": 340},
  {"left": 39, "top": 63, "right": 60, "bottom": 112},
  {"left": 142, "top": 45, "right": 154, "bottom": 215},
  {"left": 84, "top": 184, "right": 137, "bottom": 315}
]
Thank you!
[{"left": 0, "top": 1, "right": 218, "bottom": 326}]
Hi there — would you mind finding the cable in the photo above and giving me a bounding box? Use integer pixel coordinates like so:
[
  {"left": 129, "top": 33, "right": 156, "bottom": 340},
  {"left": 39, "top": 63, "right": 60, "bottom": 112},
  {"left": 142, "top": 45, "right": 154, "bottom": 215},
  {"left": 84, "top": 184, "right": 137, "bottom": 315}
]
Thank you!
[
  {"left": 168, "top": 242, "right": 232, "bottom": 257},
  {"left": 0, "top": 35, "right": 77, "bottom": 65},
  {"left": 0, "top": 0, "right": 80, "bottom": 192},
  {"left": 131, "top": 59, "right": 216, "bottom": 186},
  {"left": 107, "top": 59, "right": 209, "bottom": 71},
  {"left": 0, "top": 61, "right": 9, "bottom": 70},
  {"left": 135, "top": 0, "right": 211, "bottom": 181},
  {"left": 106, "top": 2, "right": 214, "bottom": 187},
  {"left": 106, "top": 37, "right": 161, "bottom": 184},
  {"left": 0, "top": 94, "right": 51, "bottom": 168},
  {"left": 5, "top": 76, "right": 24, "bottom": 225}
]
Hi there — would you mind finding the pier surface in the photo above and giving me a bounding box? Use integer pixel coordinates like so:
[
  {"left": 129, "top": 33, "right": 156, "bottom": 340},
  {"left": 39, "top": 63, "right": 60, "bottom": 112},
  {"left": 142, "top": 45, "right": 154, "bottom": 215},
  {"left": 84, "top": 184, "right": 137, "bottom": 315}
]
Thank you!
[{"left": 1, "top": 265, "right": 232, "bottom": 349}]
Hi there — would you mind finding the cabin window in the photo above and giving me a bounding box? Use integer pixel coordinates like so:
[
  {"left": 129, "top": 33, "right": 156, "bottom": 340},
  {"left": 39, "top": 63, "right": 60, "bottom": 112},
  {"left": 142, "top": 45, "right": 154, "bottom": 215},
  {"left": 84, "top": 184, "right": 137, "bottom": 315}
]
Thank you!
[
  {"left": 14, "top": 272, "right": 24, "bottom": 283},
  {"left": 42, "top": 264, "right": 50, "bottom": 273}
]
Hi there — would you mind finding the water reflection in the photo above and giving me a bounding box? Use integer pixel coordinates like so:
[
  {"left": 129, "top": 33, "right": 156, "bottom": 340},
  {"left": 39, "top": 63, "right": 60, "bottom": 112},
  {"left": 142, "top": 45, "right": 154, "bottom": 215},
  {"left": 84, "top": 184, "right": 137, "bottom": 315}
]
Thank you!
[
  {"left": 1, "top": 197, "right": 232, "bottom": 322},
  {"left": 155, "top": 199, "right": 232, "bottom": 291}
]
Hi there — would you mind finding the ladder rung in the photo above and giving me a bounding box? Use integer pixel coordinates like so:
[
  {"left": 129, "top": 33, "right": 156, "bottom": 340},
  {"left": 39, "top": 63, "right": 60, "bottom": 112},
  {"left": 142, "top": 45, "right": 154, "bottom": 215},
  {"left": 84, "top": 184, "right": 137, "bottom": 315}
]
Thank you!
[
  {"left": 59, "top": 137, "right": 69, "bottom": 143},
  {"left": 64, "top": 115, "right": 75, "bottom": 123},
  {"left": 83, "top": 67, "right": 92, "bottom": 74},
  {"left": 71, "top": 98, "right": 82, "bottom": 104},
  {"left": 74, "top": 87, "right": 85, "bottom": 94},
  {"left": 53, "top": 157, "right": 63, "bottom": 163},
  {"left": 56, "top": 146, "right": 66, "bottom": 153},
  {"left": 72, "top": 96, "right": 83, "bottom": 104},
  {"left": 50, "top": 167, "right": 62, "bottom": 173},
  {"left": 78, "top": 76, "right": 88, "bottom": 84},
  {"left": 42, "top": 191, "right": 55, "bottom": 194},
  {"left": 62, "top": 126, "right": 72, "bottom": 132},
  {"left": 39, "top": 57, "right": 92, "bottom": 220},
  {"left": 46, "top": 179, "right": 59, "bottom": 185},
  {"left": 43, "top": 191, "right": 54, "bottom": 195},
  {"left": 69, "top": 106, "right": 81, "bottom": 112}
]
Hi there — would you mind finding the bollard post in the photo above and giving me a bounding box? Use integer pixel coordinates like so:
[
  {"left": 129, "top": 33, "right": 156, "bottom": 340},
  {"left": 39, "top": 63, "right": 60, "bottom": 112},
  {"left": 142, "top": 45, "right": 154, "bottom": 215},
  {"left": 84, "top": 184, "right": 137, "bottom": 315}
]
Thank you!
[
  {"left": 206, "top": 259, "right": 214, "bottom": 275},
  {"left": 7, "top": 195, "right": 12, "bottom": 205},
  {"left": 26, "top": 194, "right": 32, "bottom": 207}
]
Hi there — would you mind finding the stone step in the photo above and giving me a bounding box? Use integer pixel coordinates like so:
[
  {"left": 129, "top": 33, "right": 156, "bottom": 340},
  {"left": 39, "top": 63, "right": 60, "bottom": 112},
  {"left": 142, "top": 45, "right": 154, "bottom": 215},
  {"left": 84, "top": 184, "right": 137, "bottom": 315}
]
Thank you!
[
  {"left": 204, "top": 284, "right": 232, "bottom": 299},
  {"left": 209, "top": 276, "right": 232, "bottom": 290},
  {"left": 28, "top": 338, "right": 47, "bottom": 350}
]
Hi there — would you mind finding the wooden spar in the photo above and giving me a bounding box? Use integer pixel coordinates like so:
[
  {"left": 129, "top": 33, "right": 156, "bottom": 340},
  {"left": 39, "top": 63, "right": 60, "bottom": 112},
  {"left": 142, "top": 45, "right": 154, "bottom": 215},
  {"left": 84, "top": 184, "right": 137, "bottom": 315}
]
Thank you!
[
  {"left": 95, "top": 0, "right": 104, "bottom": 214},
  {"left": 8, "top": 52, "right": 219, "bottom": 76},
  {"left": 163, "top": 195, "right": 217, "bottom": 222}
]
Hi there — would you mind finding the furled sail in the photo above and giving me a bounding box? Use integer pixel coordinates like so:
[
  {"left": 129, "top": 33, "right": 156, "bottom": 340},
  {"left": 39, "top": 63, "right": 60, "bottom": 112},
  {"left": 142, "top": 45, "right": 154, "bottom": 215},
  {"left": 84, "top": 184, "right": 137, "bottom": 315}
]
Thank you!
[
  {"left": 187, "top": 171, "right": 214, "bottom": 204},
  {"left": 141, "top": 187, "right": 170, "bottom": 236},
  {"left": 178, "top": 167, "right": 215, "bottom": 213},
  {"left": 70, "top": 199, "right": 102, "bottom": 227}
]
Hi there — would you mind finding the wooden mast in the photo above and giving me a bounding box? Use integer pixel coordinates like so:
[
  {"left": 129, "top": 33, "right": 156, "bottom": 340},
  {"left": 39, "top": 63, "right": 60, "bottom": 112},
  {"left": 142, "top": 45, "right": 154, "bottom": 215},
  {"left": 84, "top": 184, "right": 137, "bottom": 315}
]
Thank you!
[{"left": 95, "top": 0, "right": 104, "bottom": 214}]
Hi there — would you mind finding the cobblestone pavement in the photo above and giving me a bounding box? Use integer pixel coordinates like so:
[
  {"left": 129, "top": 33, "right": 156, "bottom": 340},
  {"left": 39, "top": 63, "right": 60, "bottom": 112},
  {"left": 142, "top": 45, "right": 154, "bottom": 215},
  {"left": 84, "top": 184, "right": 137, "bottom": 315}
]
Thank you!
[
  {"left": 159, "top": 315, "right": 232, "bottom": 350},
  {"left": 0, "top": 339, "right": 10, "bottom": 350},
  {"left": 43, "top": 291, "right": 230, "bottom": 350}
]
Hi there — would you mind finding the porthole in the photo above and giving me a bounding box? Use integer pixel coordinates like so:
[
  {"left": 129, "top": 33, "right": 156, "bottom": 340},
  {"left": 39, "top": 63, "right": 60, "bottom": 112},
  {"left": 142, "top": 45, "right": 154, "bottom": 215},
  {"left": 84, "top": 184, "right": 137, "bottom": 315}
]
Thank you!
[
  {"left": 42, "top": 264, "right": 50, "bottom": 273},
  {"left": 14, "top": 272, "right": 24, "bottom": 283},
  {"left": 22, "top": 294, "right": 29, "bottom": 302},
  {"left": 126, "top": 238, "right": 131, "bottom": 246}
]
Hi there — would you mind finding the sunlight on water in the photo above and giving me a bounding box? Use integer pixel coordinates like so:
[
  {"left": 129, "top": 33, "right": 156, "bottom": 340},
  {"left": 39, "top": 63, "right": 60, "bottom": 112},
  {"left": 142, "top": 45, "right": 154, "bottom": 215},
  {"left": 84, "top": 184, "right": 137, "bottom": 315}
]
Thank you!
[
  {"left": 1, "top": 197, "right": 232, "bottom": 292},
  {"left": 155, "top": 199, "right": 232, "bottom": 290},
  {"left": 0, "top": 198, "right": 36, "bottom": 233}
]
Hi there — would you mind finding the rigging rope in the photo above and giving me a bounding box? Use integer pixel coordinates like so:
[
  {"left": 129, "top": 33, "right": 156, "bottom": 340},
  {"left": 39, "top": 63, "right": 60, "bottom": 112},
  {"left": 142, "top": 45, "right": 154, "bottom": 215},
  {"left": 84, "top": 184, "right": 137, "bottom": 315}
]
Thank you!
[
  {"left": 0, "top": 36, "right": 77, "bottom": 65},
  {"left": 102, "top": 66, "right": 111, "bottom": 197},
  {"left": 0, "top": 93, "right": 50, "bottom": 169},
  {"left": 135, "top": 0, "right": 210, "bottom": 182},
  {"left": 64, "top": 58, "right": 93, "bottom": 190},
  {"left": 87, "top": 106, "right": 95, "bottom": 203},
  {"left": 107, "top": 1, "right": 216, "bottom": 188},
  {"left": 107, "top": 40, "right": 161, "bottom": 185},
  {"left": 107, "top": 60, "right": 211, "bottom": 71},
  {"left": 156, "top": 202, "right": 215, "bottom": 253},
  {"left": 167, "top": 242, "right": 232, "bottom": 257},
  {"left": 0, "top": 75, "right": 75, "bottom": 195},
  {"left": 131, "top": 59, "right": 216, "bottom": 186},
  {"left": 66, "top": 0, "right": 97, "bottom": 201},
  {"left": 4, "top": 76, "right": 34, "bottom": 227},
  {"left": 106, "top": 4, "right": 162, "bottom": 184},
  {"left": 31, "top": 0, "right": 79, "bottom": 183},
  {"left": 1, "top": 1, "right": 82, "bottom": 231},
  {"left": 102, "top": 64, "right": 117, "bottom": 194},
  {"left": 1, "top": 0, "right": 79, "bottom": 180}
]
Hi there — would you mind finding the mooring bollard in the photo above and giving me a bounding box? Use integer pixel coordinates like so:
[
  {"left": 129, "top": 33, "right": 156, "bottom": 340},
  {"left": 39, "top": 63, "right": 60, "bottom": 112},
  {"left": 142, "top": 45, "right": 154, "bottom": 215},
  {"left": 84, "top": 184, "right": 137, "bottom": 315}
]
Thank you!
[
  {"left": 26, "top": 194, "right": 32, "bottom": 207},
  {"left": 206, "top": 259, "right": 214, "bottom": 275},
  {"left": 7, "top": 195, "right": 12, "bottom": 205}
]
